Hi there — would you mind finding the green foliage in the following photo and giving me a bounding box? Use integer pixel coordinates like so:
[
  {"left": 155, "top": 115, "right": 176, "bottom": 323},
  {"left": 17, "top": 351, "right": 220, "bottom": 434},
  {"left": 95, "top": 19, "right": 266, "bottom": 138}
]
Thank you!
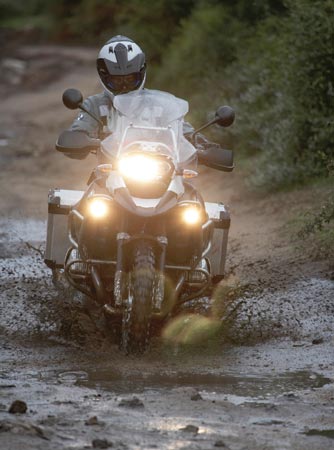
[
  {"left": 299, "top": 196, "right": 334, "bottom": 236},
  {"left": 0, "top": 0, "right": 43, "bottom": 18},
  {"left": 11, "top": 0, "right": 196, "bottom": 52},
  {"left": 286, "top": 0, "right": 333, "bottom": 158},
  {"left": 297, "top": 154, "right": 334, "bottom": 255},
  {"left": 151, "top": 2, "right": 244, "bottom": 130},
  {"left": 115, "top": 0, "right": 196, "bottom": 64},
  {"left": 0, "top": 0, "right": 54, "bottom": 28},
  {"left": 227, "top": 0, "right": 334, "bottom": 189},
  {"left": 295, "top": 184, "right": 334, "bottom": 260}
]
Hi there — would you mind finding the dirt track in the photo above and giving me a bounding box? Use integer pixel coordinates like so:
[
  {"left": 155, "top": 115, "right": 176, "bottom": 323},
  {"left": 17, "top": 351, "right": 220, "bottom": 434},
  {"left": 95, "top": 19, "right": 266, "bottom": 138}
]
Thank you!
[{"left": 0, "top": 45, "right": 334, "bottom": 450}]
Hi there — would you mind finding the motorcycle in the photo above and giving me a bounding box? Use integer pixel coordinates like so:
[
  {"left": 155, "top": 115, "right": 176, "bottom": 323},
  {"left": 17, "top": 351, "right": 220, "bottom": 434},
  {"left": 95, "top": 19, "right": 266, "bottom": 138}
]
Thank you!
[{"left": 44, "top": 88, "right": 235, "bottom": 353}]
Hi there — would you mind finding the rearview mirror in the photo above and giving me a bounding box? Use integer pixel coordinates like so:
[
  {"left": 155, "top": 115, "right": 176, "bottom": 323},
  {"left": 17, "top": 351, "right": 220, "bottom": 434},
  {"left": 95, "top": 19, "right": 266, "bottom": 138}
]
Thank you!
[
  {"left": 62, "top": 88, "right": 83, "bottom": 110},
  {"left": 215, "top": 106, "right": 235, "bottom": 127},
  {"left": 190, "top": 105, "right": 235, "bottom": 138}
]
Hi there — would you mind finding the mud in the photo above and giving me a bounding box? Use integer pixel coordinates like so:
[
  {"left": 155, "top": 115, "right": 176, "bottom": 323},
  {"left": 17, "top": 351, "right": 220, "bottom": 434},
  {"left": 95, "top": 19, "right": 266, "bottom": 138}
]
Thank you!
[{"left": 0, "top": 44, "right": 334, "bottom": 450}]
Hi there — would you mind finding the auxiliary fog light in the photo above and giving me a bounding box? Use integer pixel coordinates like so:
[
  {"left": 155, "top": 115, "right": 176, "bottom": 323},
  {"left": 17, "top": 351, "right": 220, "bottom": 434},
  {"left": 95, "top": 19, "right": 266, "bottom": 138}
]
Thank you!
[
  {"left": 183, "top": 206, "right": 201, "bottom": 225},
  {"left": 88, "top": 198, "right": 110, "bottom": 219}
]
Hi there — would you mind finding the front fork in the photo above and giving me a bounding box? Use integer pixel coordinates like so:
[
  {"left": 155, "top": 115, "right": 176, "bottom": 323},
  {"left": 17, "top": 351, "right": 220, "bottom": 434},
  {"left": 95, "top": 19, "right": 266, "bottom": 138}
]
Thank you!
[
  {"left": 113, "top": 232, "right": 168, "bottom": 312},
  {"left": 113, "top": 232, "right": 129, "bottom": 307}
]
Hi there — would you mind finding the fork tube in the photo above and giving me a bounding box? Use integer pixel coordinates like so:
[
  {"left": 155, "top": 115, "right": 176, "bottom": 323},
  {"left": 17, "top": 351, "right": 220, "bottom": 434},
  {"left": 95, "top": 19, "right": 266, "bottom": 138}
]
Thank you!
[
  {"left": 154, "top": 236, "right": 168, "bottom": 311},
  {"left": 114, "top": 230, "right": 129, "bottom": 306}
]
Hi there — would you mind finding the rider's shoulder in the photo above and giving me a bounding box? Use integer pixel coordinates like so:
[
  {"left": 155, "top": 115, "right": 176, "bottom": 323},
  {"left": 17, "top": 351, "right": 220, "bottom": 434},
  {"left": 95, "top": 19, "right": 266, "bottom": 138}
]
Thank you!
[
  {"left": 143, "top": 88, "right": 188, "bottom": 105},
  {"left": 83, "top": 91, "right": 112, "bottom": 108}
]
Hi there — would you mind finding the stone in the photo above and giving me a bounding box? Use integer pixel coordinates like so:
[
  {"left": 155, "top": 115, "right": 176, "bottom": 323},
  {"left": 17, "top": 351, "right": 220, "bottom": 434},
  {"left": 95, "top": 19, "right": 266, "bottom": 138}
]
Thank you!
[
  {"left": 85, "top": 416, "right": 99, "bottom": 426},
  {"left": 214, "top": 440, "right": 228, "bottom": 447},
  {"left": 92, "top": 438, "right": 113, "bottom": 448},
  {"left": 180, "top": 424, "right": 199, "bottom": 433},
  {"left": 191, "top": 392, "right": 203, "bottom": 401},
  {"left": 9, "top": 400, "right": 27, "bottom": 414},
  {"left": 118, "top": 397, "right": 144, "bottom": 408}
]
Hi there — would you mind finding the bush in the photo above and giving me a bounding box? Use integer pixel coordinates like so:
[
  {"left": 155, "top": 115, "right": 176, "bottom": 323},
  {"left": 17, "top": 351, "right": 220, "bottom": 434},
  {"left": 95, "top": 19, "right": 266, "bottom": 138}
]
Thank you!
[
  {"left": 152, "top": 3, "right": 242, "bottom": 118},
  {"left": 228, "top": 0, "right": 334, "bottom": 189}
]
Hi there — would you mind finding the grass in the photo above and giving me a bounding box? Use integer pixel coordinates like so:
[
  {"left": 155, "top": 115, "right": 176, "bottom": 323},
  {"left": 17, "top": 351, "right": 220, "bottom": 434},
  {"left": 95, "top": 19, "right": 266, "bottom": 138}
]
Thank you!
[
  {"left": 284, "top": 176, "right": 334, "bottom": 261},
  {"left": 0, "top": 15, "right": 53, "bottom": 31}
]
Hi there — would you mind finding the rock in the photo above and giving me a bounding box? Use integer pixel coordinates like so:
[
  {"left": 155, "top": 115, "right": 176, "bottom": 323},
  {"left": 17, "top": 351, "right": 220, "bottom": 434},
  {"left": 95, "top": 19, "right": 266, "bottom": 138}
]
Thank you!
[
  {"left": 118, "top": 397, "right": 144, "bottom": 408},
  {"left": 180, "top": 424, "right": 199, "bottom": 433},
  {"left": 92, "top": 438, "right": 113, "bottom": 448},
  {"left": 214, "top": 440, "right": 228, "bottom": 447},
  {"left": 191, "top": 392, "right": 203, "bottom": 401},
  {"left": 283, "top": 392, "right": 298, "bottom": 399},
  {"left": 85, "top": 416, "right": 99, "bottom": 426},
  {"left": 8, "top": 400, "right": 27, "bottom": 414},
  {"left": 312, "top": 337, "right": 324, "bottom": 345}
]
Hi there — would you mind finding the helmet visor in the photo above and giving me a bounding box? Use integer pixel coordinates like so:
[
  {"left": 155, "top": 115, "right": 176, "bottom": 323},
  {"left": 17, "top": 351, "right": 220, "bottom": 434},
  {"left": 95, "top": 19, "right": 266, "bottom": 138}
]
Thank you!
[{"left": 101, "top": 72, "right": 143, "bottom": 94}]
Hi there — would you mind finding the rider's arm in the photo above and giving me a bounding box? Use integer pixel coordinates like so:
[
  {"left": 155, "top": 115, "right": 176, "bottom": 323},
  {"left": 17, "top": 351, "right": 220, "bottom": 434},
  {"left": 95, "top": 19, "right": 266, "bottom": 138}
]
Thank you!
[
  {"left": 69, "top": 97, "right": 102, "bottom": 138},
  {"left": 56, "top": 93, "right": 112, "bottom": 159},
  {"left": 56, "top": 96, "right": 104, "bottom": 159}
]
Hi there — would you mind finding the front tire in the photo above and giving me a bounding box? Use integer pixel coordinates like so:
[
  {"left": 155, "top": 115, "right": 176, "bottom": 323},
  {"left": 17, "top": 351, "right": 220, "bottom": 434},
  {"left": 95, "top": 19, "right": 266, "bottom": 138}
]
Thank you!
[{"left": 121, "top": 241, "right": 155, "bottom": 354}]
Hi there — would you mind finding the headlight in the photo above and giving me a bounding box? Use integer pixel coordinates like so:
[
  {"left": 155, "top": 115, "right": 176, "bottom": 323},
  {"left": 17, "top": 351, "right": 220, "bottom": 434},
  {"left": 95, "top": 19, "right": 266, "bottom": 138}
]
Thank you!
[
  {"left": 88, "top": 198, "right": 110, "bottom": 219},
  {"left": 118, "top": 153, "right": 172, "bottom": 183}
]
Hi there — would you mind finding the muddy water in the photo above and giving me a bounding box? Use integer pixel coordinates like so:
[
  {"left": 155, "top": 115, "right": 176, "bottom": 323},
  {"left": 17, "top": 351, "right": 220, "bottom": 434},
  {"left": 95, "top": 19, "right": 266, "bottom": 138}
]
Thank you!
[
  {"left": 1, "top": 212, "right": 334, "bottom": 450},
  {"left": 2, "top": 218, "right": 334, "bottom": 342},
  {"left": 65, "top": 368, "right": 331, "bottom": 397}
]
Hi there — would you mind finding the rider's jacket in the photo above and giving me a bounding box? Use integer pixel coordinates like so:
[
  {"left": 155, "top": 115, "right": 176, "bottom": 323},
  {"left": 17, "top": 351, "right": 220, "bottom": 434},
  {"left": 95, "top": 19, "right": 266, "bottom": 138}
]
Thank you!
[{"left": 70, "top": 89, "right": 194, "bottom": 139}]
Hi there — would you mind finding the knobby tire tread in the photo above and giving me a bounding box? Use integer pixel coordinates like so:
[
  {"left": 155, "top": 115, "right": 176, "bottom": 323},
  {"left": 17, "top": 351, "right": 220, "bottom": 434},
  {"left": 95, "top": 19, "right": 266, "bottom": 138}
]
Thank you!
[{"left": 121, "top": 241, "right": 155, "bottom": 354}]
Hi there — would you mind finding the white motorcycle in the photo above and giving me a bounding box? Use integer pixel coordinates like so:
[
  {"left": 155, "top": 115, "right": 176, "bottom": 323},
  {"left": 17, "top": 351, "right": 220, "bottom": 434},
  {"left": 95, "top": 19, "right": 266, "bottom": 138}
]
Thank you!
[{"left": 45, "top": 88, "right": 235, "bottom": 353}]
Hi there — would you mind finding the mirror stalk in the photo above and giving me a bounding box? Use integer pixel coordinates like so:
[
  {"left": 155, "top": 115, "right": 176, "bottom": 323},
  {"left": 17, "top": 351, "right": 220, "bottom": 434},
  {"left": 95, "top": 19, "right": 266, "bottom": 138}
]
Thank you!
[
  {"left": 189, "top": 119, "right": 217, "bottom": 141},
  {"left": 79, "top": 104, "right": 104, "bottom": 128},
  {"left": 189, "top": 106, "right": 235, "bottom": 142},
  {"left": 62, "top": 88, "right": 104, "bottom": 128}
]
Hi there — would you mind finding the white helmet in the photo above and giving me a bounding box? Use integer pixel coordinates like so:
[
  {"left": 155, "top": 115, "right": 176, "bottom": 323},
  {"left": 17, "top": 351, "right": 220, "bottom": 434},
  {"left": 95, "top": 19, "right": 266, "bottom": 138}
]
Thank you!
[{"left": 97, "top": 35, "right": 146, "bottom": 96}]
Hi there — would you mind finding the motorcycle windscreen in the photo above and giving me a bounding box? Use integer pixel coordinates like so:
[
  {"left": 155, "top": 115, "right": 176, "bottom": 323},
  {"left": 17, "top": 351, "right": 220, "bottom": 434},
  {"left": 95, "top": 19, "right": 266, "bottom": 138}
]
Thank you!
[
  {"left": 114, "top": 89, "right": 188, "bottom": 124},
  {"left": 101, "top": 89, "right": 196, "bottom": 167}
]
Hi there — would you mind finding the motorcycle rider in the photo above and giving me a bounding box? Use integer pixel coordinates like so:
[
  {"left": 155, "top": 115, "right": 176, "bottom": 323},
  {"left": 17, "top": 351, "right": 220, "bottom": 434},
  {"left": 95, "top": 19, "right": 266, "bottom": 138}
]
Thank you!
[{"left": 57, "top": 35, "right": 231, "bottom": 168}]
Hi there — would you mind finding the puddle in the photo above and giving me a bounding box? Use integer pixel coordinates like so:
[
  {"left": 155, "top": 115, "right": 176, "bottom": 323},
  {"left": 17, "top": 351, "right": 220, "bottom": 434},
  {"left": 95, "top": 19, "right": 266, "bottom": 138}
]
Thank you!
[
  {"left": 58, "top": 368, "right": 331, "bottom": 397},
  {"left": 58, "top": 371, "right": 89, "bottom": 385},
  {"left": 303, "top": 429, "right": 334, "bottom": 439}
]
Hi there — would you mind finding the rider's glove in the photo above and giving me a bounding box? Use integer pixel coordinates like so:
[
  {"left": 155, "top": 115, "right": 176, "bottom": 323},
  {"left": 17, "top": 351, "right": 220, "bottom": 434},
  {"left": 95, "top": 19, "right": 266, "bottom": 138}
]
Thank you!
[{"left": 192, "top": 134, "right": 223, "bottom": 163}]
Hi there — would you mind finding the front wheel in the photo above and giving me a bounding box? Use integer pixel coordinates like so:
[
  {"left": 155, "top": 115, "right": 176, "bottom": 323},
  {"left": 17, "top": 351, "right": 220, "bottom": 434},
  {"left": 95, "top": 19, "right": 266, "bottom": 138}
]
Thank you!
[{"left": 121, "top": 241, "right": 155, "bottom": 354}]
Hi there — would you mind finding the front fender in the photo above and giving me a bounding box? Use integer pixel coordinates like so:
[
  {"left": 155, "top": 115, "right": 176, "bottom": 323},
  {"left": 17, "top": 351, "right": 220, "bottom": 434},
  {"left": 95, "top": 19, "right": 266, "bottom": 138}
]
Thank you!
[{"left": 113, "top": 188, "right": 178, "bottom": 217}]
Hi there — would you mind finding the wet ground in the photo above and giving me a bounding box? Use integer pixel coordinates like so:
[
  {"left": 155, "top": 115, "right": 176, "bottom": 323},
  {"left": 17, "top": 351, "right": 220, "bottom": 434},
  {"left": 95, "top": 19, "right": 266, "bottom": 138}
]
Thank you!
[{"left": 1, "top": 44, "right": 334, "bottom": 450}]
